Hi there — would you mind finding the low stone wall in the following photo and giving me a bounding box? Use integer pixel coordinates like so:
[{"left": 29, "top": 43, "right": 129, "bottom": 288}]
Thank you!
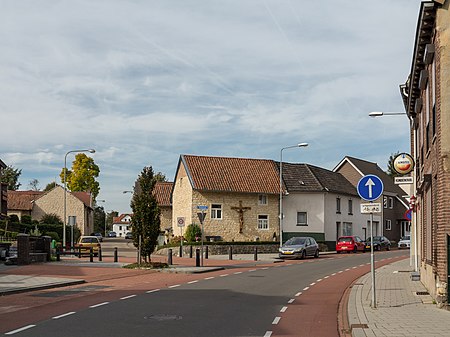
[
  {"left": 156, "top": 244, "right": 279, "bottom": 257},
  {"left": 17, "top": 234, "right": 51, "bottom": 265}
]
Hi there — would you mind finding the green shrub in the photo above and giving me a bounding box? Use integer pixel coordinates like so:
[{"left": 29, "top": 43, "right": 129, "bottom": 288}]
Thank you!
[
  {"left": 21, "top": 215, "right": 32, "bottom": 224},
  {"left": 184, "top": 224, "right": 202, "bottom": 242},
  {"left": 45, "top": 231, "right": 60, "bottom": 241},
  {"left": 9, "top": 215, "right": 19, "bottom": 223}
]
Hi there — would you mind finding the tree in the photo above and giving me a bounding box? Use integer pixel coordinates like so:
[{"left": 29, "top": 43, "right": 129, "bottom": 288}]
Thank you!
[
  {"left": 28, "top": 179, "right": 40, "bottom": 191},
  {"left": 185, "top": 224, "right": 202, "bottom": 242},
  {"left": 60, "top": 153, "right": 100, "bottom": 200},
  {"left": 93, "top": 206, "right": 106, "bottom": 234},
  {"left": 40, "top": 213, "right": 63, "bottom": 225},
  {"left": 154, "top": 172, "right": 167, "bottom": 182},
  {"left": 386, "top": 151, "right": 401, "bottom": 177},
  {"left": 106, "top": 211, "right": 118, "bottom": 232},
  {"left": 44, "top": 182, "right": 59, "bottom": 191},
  {"left": 130, "top": 166, "right": 161, "bottom": 262},
  {"left": 0, "top": 165, "right": 22, "bottom": 190}
]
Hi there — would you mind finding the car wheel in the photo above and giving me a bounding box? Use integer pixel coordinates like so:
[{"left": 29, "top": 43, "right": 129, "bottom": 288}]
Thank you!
[
  {"left": 301, "top": 250, "right": 306, "bottom": 259},
  {"left": 387, "top": 245, "right": 391, "bottom": 251},
  {"left": 353, "top": 245, "right": 358, "bottom": 253},
  {"left": 314, "top": 250, "right": 319, "bottom": 258},
  {"left": 377, "top": 245, "right": 381, "bottom": 251}
]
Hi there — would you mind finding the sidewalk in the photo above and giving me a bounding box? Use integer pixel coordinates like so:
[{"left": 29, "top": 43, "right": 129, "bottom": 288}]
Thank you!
[{"left": 347, "top": 259, "right": 450, "bottom": 337}]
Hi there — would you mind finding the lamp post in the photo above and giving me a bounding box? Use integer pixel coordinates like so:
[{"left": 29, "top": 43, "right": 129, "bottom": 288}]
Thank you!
[
  {"left": 97, "top": 199, "right": 108, "bottom": 237},
  {"left": 279, "top": 143, "right": 308, "bottom": 247},
  {"left": 63, "top": 149, "right": 95, "bottom": 250}
]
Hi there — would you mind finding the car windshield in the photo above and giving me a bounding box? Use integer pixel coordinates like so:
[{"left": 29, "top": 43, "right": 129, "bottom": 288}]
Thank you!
[
  {"left": 284, "top": 237, "right": 306, "bottom": 246},
  {"left": 80, "top": 238, "right": 97, "bottom": 243},
  {"left": 338, "top": 237, "right": 352, "bottom": 243}
]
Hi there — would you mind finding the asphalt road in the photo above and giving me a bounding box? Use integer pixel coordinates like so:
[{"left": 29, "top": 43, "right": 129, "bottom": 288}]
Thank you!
[{"left": 6, "top": 250, "right": 406, "bottom": 337}]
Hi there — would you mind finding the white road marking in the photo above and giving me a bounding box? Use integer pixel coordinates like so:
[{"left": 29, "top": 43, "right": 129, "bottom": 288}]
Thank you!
[
  {"left": 280, "top": 306, "right": 288, "bottom": 313},
  {"left": 345, "top": 268, "right": 350, "bottom": 271},
  {"left": 52, "top": 312, "right": 76, "bottom": 320},
  {"left": 234, "top": 271, "right": 243, "bottom": 275},
  {"left": 188, "top": 280, "right": 198, "bottom": 284},
  {"left": 146, "top": 289, "right": 160, "bottom": 293},
  {"left": 352, "top": 266, "right": 357, "bottom": 269},
  {"left": 324, "top": 276, "right": 329, "bottom": 279},
  {"left": 303, "top": 286, "right": 310, "bottom": 291},
  {"left": 286, "top": 264, "right": 293, "bottom": 266},
  {"left": 272, "top": 317, "right": 281, "bottom": 325},
  {"left": 295, "top": 292, "right": 302, "bottom": 296},
  {"left": 89, "top": 302, "right": 109, "bottom": 308},
  {"left": 249, "top": 269, "right": 257, "bottom": 272},
  {"left": 359, "top": 264, "right": 365, "bottom": 267},
  {"left": 262, "top": 267, "right": 269, "bottom": 270},
  {"left": 120, "top": 294, "right": 137, "bottom": 300},
  {"left": 5, "top": 325, "right": 36, "bottom": 335},
  {"left": 169, "top": 284, "right": 180, "bottom": 288},
  {"left": 220, "top": 274, "right": 229, "bottom": 277},
  {"left": 332, "top": 273, "right": 337, "bottom": 276},
  {"left": 288, "top": 298, "right": 295, "bottom": 303},
  {"left": 205, "top": 276, "right": 215, "bottom": 280},
  {"left": 338, "top": 271, "right": 343, "bottom": 273},
  {"left": 310, "top": 282, "right": 316, "bottom": 286},
  {"left": 264, "top": 331, "right": 273, "bottom": 337},
  {"left": 317, "top": 279, "right": 322, "bottom": 282}
]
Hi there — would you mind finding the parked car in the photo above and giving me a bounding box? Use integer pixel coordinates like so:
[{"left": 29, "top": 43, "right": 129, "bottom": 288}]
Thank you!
[
  {"left": 336, "top": 236, "right": 365, "bottom": 253},
  {"left": 398, "top": 235, "right": 411, "bottom": 249},
  {"left": 91, "top": 232, "right": 103, "bottom": 242},
  {"left": 279, "top": 236, "right": 319, "bottom": 259},
  {"left": 364, "top": 236, "right": 391, "bottom": 251},
  {"left": 107, "top": 231, "right": 117, "bottom": 237},
  {"left": 75, "top": 236, "right": 101, "bottom": 256},
  {"left": 125, "top": 232, "right": 133, "bottom": 240}
]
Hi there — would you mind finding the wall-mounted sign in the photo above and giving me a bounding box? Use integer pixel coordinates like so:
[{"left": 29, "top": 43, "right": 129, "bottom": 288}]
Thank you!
[
  {"left": 393, "top": 153, "right": 415, "bottom": 175},
  {"left": 361, "top": 203, "right": 382, "bottom": 214},
  {"left": 394, "top": 176, "right": 413, "bottom": 184}
]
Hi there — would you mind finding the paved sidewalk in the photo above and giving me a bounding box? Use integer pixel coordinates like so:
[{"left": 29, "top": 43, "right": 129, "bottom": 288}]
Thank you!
[{"left": 348, "top": 259, "right": 450, "bottom": 337}]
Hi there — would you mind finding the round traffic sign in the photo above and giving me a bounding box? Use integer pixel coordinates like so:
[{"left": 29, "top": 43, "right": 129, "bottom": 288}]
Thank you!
[{"left": 357, "top": 174, "right": 384, "bottom": 201}]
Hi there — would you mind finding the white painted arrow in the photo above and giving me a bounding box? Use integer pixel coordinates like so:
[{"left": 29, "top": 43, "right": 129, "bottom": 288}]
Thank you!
[{"left": 365, "top": 178, "right": 375, "bottom": 198}]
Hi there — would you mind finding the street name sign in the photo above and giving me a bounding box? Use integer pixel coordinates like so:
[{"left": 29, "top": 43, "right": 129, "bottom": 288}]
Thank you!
[
  {"left": 361, "top": 203, "right": 381, "bottom": 214},
  {"left": 357, "top": 174, "right": 384, "bottom": 201},
  {"left": 197, "top": 205, "right": 208, "bottom": 211},
  {"left": 394, "top": 176, "right": 413, "bottom": 184}
]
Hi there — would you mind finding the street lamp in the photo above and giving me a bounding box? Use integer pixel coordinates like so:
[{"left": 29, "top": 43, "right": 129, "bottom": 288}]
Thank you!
[
  {"left": 279, "top": 143, "right": 309, "bottom": 248},
  {"left": 369, "top": 111, "right": 407, "bottom": 117},
  {"left": 63, "top": 148, "right": 95, "bottom": 250},
  {"left": 97, "top": 199, "right": 108, "bottom": 237}
]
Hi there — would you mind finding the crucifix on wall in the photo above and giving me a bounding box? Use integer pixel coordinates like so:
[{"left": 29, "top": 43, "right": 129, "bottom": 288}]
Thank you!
[{"left": 231, "top": 200, "right": 251, "bottom": 233}]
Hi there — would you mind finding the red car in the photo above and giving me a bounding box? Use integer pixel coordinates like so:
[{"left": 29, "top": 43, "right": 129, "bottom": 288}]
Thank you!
[{"left": 336, "top": 236, "right": 365, "bottom": 253}]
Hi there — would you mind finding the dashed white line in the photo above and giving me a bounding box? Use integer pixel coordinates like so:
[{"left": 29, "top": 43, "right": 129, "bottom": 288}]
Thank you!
[
  {"left": 205, "top": 277, "right": 215, "bottom": 280},
  {"left": 352, "top": 266, "right": 357, "bottom": 269},
  {"left": 310, "top": 282, "right": 316, "bottom": 286},
  {"left": 169, "top": 284, "right": 180, "bottom": 288},
  {"left": 272, "top": 317, "right": 281, "bottom": 325},
  {"left": 146, "top": 289, "right": 160, "bottom": 293},
  {"left": 324, "top": 276, "right": 329, "bottom": 279},
  {"left": 89, "top": 302, "right": 109, "bottom": 308},
  {"left": 52, "top": 312, "right": 76, "bottom": 319},
  {"left": 280, "top": 306, "right": 288, "bottom": 313},
  {"left": 295, "top": 292, "right": 302, "bottom": 296},
  {"left": 120, "top": 294, "right": 137, "bottom": 300},
  {"left": 264, "top": 331, "right": 273, "bottom": 337},
  {"left": 286, "top": 264, "right": 293, "bottom": 266},
  {"left": 5, "top": 325, "right": 36, "bottom": 335},
  {"left": 359, "top": 264, "right": 365, "bottom": 267},
  {"left": 345, "top": 268, "right": 351, "bottom": 271},
  {"left": 303, "top": 286, "right": 310, "bottom": 291},
  {"left": 332, "top": 273, "right": 337, "bottom": 276},
  {"left": 220, "top": 274, "right": 229, "bottom": 277},
  {"left": 317, "top": 278, "right": 323, "bottom": 282},
  {"left": 249, "top": 269, "right": 257, "bottom": 272},
  {"left": 234, "top": 271, "right": 243, "bottom": 275},
  {"left": 188, "top": 280, "right": 198, "bottom": 284},
  {"left": 262, "top": 267, "right": 269, "bottom": 270},
  {"left": 288, "top": 298, "right": 295, "bottom": 303},
  {"left": 338, "top": 271, "right": 343, "bottom": 274}
]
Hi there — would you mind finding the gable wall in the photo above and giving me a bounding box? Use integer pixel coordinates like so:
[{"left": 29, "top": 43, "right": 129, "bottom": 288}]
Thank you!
[
  {"left": 172, "top": 162, "right": 193, "bottom": 236},
  {"left": 336, "top": 161, "right": 361, "bottom": 186}
]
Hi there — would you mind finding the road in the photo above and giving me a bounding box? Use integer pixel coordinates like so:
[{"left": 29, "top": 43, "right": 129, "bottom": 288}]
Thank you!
[{"left": 2, "top": 250, "right": 407, "bottom": 337}]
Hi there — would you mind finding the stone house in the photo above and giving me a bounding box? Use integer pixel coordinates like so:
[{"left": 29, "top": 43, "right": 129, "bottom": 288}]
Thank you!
[
  {"left": 7, "top": 190, "right": 44, "bottom": 219},
  {"left": 334, "top": 156, "right": 409, "bottom": 242},
  {"left": 279, "top": 163, "right": 374, "bottom": 250},
  {"left": 153, "top": 181, "right": 173, "bottom": 233},
  {"left": 171, "top": 155, "right": 280, "bottom": 242},
  {"left": 400, "top": 0, "right": 450, "bottom": 306},
  {"left": 112, "top": 214, "right": 132, "bottom": 237},
  {"left": 0, "top": 159, "right": 7, "bottom": 219}
]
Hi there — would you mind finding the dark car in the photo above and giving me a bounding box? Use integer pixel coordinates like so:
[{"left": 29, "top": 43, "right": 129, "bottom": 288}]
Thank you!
[
  {"left": 107, "top": 231, "right": 117, "bottom": 238},
  {"left": 278, "top": 236, "right": 319, "bottom": 259},
  {"left": 125, "top": 232, "right": 133, "bottom": 240},
  {"left": 91, "top": 232, "right": 103, "bottom": 242},
  {"left": 364, "top": 236, "right": 391, "bottom": 251},
  {"left": 336, "top": 236, "right": 365, "bottom": 253}
]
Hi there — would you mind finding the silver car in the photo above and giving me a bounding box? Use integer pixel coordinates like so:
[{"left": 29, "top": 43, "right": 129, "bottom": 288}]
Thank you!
[{"left": 279, "top": 236, "right": 320, "bottom": 259}]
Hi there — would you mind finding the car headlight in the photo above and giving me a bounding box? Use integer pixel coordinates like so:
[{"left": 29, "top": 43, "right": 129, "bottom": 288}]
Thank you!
[{"left": 294, "top": 248, "right": 303, "bottom": 252}]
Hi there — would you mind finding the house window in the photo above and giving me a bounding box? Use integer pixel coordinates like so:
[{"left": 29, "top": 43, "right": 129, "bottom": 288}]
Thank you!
[
  {"left": 336, "top": 198, "right": 341, "bottom": 213},
  {"left": 385, "top": 219, "right": 392, "bottom": 231},
  {"left": 257, "top": 215, "right": 269, "bottom": 230},
  {"left": 383, "top": 196, "right": 387, "bottom": 208},
  {"left": 211, "top": 204, "right": 222, "bottom": 220},
  {"left": 343, "top": 222, "right": 352, "bottom": 236},
  {"left": 297, "top": 212, "right": 307, "bottom": 226},
  {"left": 258, "top": 194, "right": 268, "bottom": 205},
  {"left": 348, "top": 199, "right": 353, "bottom": 215},
  {"left": 119, "top": 226, "right": 122, "bottom": 230},
  {"left": 388, "top": 197, "right": 394, "bottom": 209}
]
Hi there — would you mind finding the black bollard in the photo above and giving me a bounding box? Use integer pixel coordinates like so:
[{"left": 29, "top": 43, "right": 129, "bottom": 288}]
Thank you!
[
  {"left": 228, "top": 246, "right": 233, "bottom": 260},
  {"left": 179, "top": 245, "right": 183, "bottom": 257},
  {"left": 78, "top": 246, "right": 82, "bottom": 259},
  {"left": 205, "top": 245, "right": 209, "bottom": 259},
  {"left": 56, "top": 247, "right": 60, "bottom": 261},
  {"left": 195, "top": 248, "right": 200, "bottom": 267},
  {"left": 114, "top": 247, "right": 118, "bottom": 262},
  {"left": 189, "top": 245, "right": 193, "bottom": 258},
  {"left": 168, "top": 249, "right": 173, "bottom": 265},
  {"left": 98, "top": 247, "right": 102, "bottom": 261},
  {"left": 90, "top": 247, "right": 94, "bottom": 262},
  {"left": 254, "top": 246, "right": 258, "bottom": 261}
]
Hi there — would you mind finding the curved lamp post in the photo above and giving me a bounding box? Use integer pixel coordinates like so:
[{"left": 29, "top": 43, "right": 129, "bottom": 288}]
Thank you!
[
  {"left": 63, "top": 148, "right": 95, "bottom": 250},
  {"left": 279, "top": 143, "right": 308, "bottom": 247}
]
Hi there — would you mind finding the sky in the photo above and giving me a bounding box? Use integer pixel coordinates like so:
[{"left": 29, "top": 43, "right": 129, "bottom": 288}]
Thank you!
[{"left": 1, "top": 0, "right": 422, "bottom": 213}]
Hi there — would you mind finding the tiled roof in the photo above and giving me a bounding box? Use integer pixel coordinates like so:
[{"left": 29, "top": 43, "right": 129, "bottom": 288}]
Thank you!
[
  {"left": 113, "top": 213, "right": 132, "bottom": 224},
  {"left": 7, "top": 190, "right": 44, "bottom": 211},
  {"left": 71, "top": 191, "right": 92, "bottom": 208},
  {"left": 279, "top": 163, "right": 357, "bottom": 196},
  {"left": 153, "top": 182, "right": 173, "bottom": 206},
  {"left": 181, "top": 155, "right": 280, "bottom": 194}
]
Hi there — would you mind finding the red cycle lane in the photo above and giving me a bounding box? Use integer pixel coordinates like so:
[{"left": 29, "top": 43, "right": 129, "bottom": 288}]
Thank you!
[{"left": 268, "top": 255, "right": 408, "bottom": 337}]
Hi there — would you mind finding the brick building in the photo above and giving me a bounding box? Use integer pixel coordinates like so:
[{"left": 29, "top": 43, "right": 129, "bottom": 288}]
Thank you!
[{"left": 400, "top": 0, "right": 450, "bottom": 306}]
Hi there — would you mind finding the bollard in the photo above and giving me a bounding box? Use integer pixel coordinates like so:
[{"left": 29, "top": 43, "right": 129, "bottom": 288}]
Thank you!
[
  {"left": 56, "top": 247, "right": 60, "bottom": 262},
  {"left": 98, "top": 247, "right": 102, "bottom": 261},
  {"left": 195, "top": 248, "right": 200, "bottom": 267},
  {"left": 189, "top": 245, "right": 193, "bottom": 258},
  {"left": 228, "top": 246, "right": 233, "bottom": 260},
  {"left": 168, "top": 248, "right": 173, "bottom": 265},
  {"left": 205, "top": 245, "right": 209, "bottom": 259},
  {"left": 179, "top": 245, "right": 183, "bottom": 258},
  {"left": 90, "top": 247, "right": 94, "bottom": 262},
  {"left": 114, "top": 247, "right": 118, "bottom": 262},
  {"left": 78, "top": 246, "right": 82, "bottom": 259},
  {"left": 254, "top": 246, "right": 258, "bottom": 261}
]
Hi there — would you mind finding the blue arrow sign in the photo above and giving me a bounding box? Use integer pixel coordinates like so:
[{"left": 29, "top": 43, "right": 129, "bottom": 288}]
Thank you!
[{"left": 357, "top": 175, "right": 384, "bottom": 201}]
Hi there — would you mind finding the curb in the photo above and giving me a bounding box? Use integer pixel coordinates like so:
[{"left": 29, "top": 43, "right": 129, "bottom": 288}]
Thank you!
[{"left": 0, "top": 279, "right": 85, "bottom": 296}]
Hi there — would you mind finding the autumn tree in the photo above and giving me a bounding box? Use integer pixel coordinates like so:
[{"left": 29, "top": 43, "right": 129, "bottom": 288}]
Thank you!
[
  {"left": 130, "top": 166, "right": 161, "bottom": 263},
  {"left": 0, "top": 165, "right": 22, "bottom": 190},
  {"left": 60, "top": 153, "right": 100, "bottom": 200}
]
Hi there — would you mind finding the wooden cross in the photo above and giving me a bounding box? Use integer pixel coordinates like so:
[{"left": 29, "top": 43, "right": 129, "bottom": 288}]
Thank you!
[{"left": 231, "top": 200, "right": 251, "bottom": 233}]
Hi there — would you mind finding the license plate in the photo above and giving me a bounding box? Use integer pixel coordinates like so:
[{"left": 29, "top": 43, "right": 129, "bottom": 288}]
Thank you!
[
  {"left": 342, "top": 246, "right": 347, "bottom": 250},
  {"left": 283, "top": 251, "right": 293, "bottom": 254},
  {"left": 365, "top": 245, "right": 370, "bottom": 249}
]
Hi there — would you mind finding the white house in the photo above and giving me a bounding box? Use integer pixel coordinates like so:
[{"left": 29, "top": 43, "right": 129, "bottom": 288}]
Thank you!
[{"left": 112, "top": 214, "right": 132, "bottom": 237}]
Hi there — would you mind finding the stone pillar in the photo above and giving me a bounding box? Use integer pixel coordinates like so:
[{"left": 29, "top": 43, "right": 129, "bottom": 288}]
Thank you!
[
  {"left": 42, "top": 236, "right": 52, "bottom": 262},
  {"left": 17, "top": 234, "right": 30, "bottom": 265}
]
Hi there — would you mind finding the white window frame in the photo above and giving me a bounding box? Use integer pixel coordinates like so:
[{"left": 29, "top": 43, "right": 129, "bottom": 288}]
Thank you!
[
  {"left": 211, "top": 204, "right": 223, "bottom": 220},
  {"left": 385, "top": 219, "right": 392, "bottom": 231},
  {"left": 258, "top": 194, "right": 268, "bottom": 205},
  {"left": 296, "top": 212, "right": 308, "bottom": 226},
  {"left": 383, "top": 196, "right": 387, "bottom": 209},
  {"left": 348, "top": 199, "right": 353, "bottom": 215},
  {"left": 336, "top": 197, "right": 341, "bottom": 213},
  {"left": 257, "top": 214, "right": 269, "bottom": 230},
  {"left": 388, "top": 197, "right": 394, "bottom": 209}
]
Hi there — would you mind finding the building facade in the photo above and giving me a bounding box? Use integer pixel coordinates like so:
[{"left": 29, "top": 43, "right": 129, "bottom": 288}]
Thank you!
[{"left": 0, "top": 159, "right": 7, "bottom": 219}]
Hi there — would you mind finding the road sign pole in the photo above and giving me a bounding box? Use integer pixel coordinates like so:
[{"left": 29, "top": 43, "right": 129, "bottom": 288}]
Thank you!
[
  {"left": 370, "top": 211, "right": 376, "bottom": 308},
  {"left": 201, "top": 211, "right": 204, "bottom": 267}
]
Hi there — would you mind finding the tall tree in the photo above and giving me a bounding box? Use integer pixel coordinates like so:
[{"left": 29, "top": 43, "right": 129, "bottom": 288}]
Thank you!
[
  {"left": 0, "top": 165, "right": 22, "bottom": 190},
  {"left": 60, "top": 153, "right": 100, "bottom": 200},
  {"left": 44, "top": 182, "right": 59, "bottom": 191},
  {"left": 93, "top": 206, "right": 106, "bottom": 234},
  {"left": 386, "top": 151, "right": 401, "bottom": 177},
  {"left": 106, "top": 211, "right": 118, "bottom": 232},
  {"left": 154, "top": 172, "right": 167, "bottom": 182},
  {"left": 28, "top": 179, "right": 40, "bottom": 191},
  {"left": 130, "top": 166, "right": 161, "bottom": 262}
]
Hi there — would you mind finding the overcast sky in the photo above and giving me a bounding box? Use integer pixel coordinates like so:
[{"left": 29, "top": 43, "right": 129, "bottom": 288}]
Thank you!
[{"left": 1, "top": 0, "right": 422, "bottom": 213}]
